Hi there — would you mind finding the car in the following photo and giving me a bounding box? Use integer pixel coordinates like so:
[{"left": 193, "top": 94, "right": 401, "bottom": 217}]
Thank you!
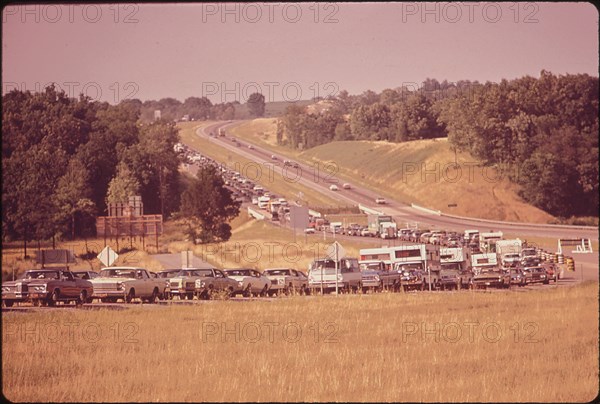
[
  {"left": 509, "top": 268, "right": 527, "bottom": 287},
  {"left": 263, "top": 268, "right": 309, "bottom": 295},
  {"left": 72, "top": 270, "right": 100, "bottom": 280},
  {"left": 419, "top": 232, "right": 433, "bottom": 243},
  {"left": 438, "top": 269, "right": 463, "bottom": 290},
  {"left": 90, "top": 267, "right": 163, "bottom": 303},
  {"left": 472, "top": 269, "right": 511, "bottom": 289},
  {"left": 360, "top": 228, "right": 378, "bottom": 237},
  {"left": 522, "top": 266, "right": 549, "bottom": 285},
  {"left": 223, "top": 268, "right": 271, "bottom": 297},
  {"left": 194, "top": 268, "right": 244, "bottom": 299},
  {"left": 168, "top": 268, "right": 218, "bottom": 300},
  {"left": 155, "top": 268, "right": 183, "bottom": 299},
  {"left": 304, "top": 227, "right": 316, "bottom": 234},
  {"left": 271, "top": 155, "right": 277, "bottom": 160},
  {"left": 27, "top": 269, "right": 94, "bottom": 307},
  {"left": 329, "top": 184, "right": 339, "bottom": 191},
  {"left": 542, "top": 263, "right": 559, "bottom": 283},
  {"left": 342, "top": 183, "right": 351, "bottom": 189},
  {"left": 521, "top": 256, "right": 541, "bottom": 268},
  {"left": 375, "top": 197, "right": 386, "bottom": 204},
  {"left": 248, "top": 144, "right": 254, "bottom": 150}
]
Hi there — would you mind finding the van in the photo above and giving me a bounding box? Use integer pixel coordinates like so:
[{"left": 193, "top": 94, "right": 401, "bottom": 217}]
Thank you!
[{"left": 308, "top": 258, "right": 362, "bottom": 293}]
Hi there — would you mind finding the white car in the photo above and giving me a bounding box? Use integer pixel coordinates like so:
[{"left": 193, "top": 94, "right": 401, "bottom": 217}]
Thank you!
[
  {"left": 329, "top": 184, "right": 339, "bottom": 191},
  {"left": 375, "top": 197, "right": 386, "bottom": 204},
  {"left": 248, "top": 144, "right": 254, "bottom": 149},
  {"left": 304, "top": 227, "right": 316, "bottom": 234},
  {"left": 90, "top": 267, "right": 163, "bottom": 303},
  {"left": 342, "top": 183, "right": 351, "bottom": 189},
  {"left": 271, "top": 155, "right": 277, "bottom": 160},
  {"left": 223, "top": 268, "right": 270, "bottom": 297}
]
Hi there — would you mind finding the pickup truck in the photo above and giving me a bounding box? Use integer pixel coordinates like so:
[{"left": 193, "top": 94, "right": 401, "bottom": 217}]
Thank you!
[
  {"left": 359, "top": 262, "right": 401, "bottom": 292},
  {"left": 90, "top": 267, "right": 163, "bottom": 303},
  {"left": 27, "top": 269, "right": 94, "bottom": 307}
]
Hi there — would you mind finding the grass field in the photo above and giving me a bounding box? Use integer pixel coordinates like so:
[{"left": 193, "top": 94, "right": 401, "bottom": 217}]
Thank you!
[
  {"left": 3, "top": 281, "right": 598, "bottom": 402},
  {"left": 177, "top": 122, "right": 345, "bottom": 210},
  {"left": 229, "top": 119, "right": 557, "bottom": 224}
]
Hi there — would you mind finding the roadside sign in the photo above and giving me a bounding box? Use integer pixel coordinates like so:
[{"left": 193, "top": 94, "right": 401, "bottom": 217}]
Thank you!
[
  {"left": 326, "top": 241, "right": 346, "bottom": 260},
  {"left": 98, "top": 246, "right": 118, "bottom": 267},
  {"left": 35, "top": 249, "right": 76, "bottom": 266}
]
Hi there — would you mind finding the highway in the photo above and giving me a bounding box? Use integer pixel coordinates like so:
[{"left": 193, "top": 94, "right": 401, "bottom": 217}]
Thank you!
[{"left": 190, "top": 121, "right": 598, "bottom": 281}]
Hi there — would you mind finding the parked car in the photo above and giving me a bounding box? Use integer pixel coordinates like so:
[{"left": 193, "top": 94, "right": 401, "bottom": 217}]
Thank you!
[
  {"left": 90, "top": 267, "right": 163, "bottom": 303},
  {"left": 223, "top": 268, "right": 271, "bottom": 297},
  {"left": 194, "top": 268, "right": 239, "bottom": 299},
  {"left": 329, "top": 184, "right": 339, "bottom": 191},
  {"left": 263, "top": 268, "right": 309, "bottom": 295},
  {"left": 27, "top": 269, "right": 94, "bottom": 307}
]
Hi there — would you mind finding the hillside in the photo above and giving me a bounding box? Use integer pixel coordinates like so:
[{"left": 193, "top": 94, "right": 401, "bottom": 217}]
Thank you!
[{"left": 230, "top": 119, "right": 556, "bottom": 224}]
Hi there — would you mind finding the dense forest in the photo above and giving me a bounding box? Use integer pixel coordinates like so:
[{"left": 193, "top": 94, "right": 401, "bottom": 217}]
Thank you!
[
  {"left": 276, "top": 72, "right": 599, "bottom": 218},
  {"left": 2, "top": 85, "right": 181, "bottom": 245}
]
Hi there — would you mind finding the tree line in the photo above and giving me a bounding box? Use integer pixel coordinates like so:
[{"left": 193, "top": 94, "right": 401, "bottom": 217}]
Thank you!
[
  {"left": 2, "top": 85, "right": 240, "bottom": 253},
  {"left": 276, "top": 72, "right": 598, "bottom": 218}
]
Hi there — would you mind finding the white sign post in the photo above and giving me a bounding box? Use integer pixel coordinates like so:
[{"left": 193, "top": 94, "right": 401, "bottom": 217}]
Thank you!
[
  {"left": 326, "top": 242, "right": 346, "bottom": 295},
  {"left": 97, "top": 246, "right": 118, "bottom": 267}
]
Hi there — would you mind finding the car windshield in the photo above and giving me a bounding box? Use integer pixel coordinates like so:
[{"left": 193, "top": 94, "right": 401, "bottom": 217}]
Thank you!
[
  {"left": 265, "top": 269, "right": 291, "bottom": 276},
  {"left": 100, "top": 269, "right": 136, "bottom": 278},
  {"left": 23, "top": 271, "right": 60, "bottom": 280},
  {"left": 178, "top": 270, "right": 214, "bottom": 277},
  {"left": 158, "top": 271, "right": 180, "bottom": 278},
  {"left": 225, "top": 269, "right": 251, "bottom": 276}
]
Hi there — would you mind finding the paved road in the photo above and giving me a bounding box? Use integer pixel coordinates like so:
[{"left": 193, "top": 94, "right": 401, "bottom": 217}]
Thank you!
[
  {"left": 189, "top": 121, "right": 598, "bottom": 281},
  {"left": 151, "top": 253, "right": 213, "bottom": 269}
]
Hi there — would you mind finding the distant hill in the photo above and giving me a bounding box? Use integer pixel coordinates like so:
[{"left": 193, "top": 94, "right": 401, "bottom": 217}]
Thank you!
[{"left": 230, "top": 119, "right": 556, "bottom": 224}]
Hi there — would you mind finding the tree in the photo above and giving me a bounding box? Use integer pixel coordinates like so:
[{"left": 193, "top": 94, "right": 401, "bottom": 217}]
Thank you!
[
  {"left": 106, "top": 162, "right": 141, "bottom": 205},
  {"left": 247, "top": 92, "right": 266, "bottom": 118},
  {"left": 180, "top": 166, "right": 241, "bottom": 243},
  {"left": 54, "top": 159, "right": 96, "bottom": 239}
]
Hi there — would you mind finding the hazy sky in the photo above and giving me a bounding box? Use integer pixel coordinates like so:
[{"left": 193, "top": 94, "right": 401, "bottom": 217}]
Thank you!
[{"left": 2, "top": 2, "right": 598, "bottom": 104}]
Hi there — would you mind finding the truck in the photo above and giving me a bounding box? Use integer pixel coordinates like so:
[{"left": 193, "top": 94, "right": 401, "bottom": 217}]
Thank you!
[
  {"left": 439, "top": 247, "right": 473, "bottom": 290},
  {"left": 390, "top": 244, "right": 442, "bottom": 290},
  {"left": 307, "top": 258, "right": 362, "bottom": 293},
  {"left": 495, "top": 239, "right": 523, "bottom": 268},
  {"left": 218, "top": 128, "right": 225, "bottom": 137},
  {"left": 479, "top": 231, "right": 504, "bottom": 253},
  {"left": 358, "top": 247, "right": 402, "bottom": 291},
  {"left": 469, "top": 252, "right": 499, "bottom": 275},
  {"left": 257, "top": 196, "right": 270, "bottom": 210},
  {"left": 367, "top": 214, "right": 396, "bottom": 238}
]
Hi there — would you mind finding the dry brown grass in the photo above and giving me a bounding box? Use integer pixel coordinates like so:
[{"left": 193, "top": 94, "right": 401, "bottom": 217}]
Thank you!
[{"left": 3, "top": 282, "right": 598, "bottom": 402}]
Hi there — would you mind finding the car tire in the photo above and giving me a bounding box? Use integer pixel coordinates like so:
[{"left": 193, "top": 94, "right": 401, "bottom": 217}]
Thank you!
[
  {"left": 77, "top": 290, "right": 88, "bottom": 306},
  {"left": 187, "top": 292, "right": 194, "bottom": 300},
  {"left": 149, "top": 289, "right": 159, "bottom": 304},
  {"left": 242, "top": 284, "right": 252, "bottom": 298},
  {"left": 3, "top": 300, "right": 14, "bottom": 308},
  {"left": 48, "top": 289, "right": 60, "bottom": 307},
  {"left": 125, "top": 289, "right": 135, "bottom": 304},
  {"left": 260, "top": 285, "right": 269, "bottom": 297}
]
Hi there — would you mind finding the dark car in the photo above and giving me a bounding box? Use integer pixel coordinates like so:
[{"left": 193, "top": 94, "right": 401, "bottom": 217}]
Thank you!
[
  {"left": 27, "top": 269, "right": 94, "bottom": 306},
  {"left": 542, "top": 263, "right": 559, "bottom": 283},
  {"left": 522, "top": 266, "right": 549, "bottom": 285}
]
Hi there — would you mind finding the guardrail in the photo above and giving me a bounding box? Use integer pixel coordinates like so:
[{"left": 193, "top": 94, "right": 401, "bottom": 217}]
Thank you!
[
  {"left": 247, "top": 207, "right": 265, "bottom": 220},
  {"left": 439, "top": 211, "right": 597, "bottom": 231},
  {"left": 358, "top": 204, "right": 385, "bottom": 216},
  {"left": 410, "top": 204, "right": 441, "bottom": 216}
]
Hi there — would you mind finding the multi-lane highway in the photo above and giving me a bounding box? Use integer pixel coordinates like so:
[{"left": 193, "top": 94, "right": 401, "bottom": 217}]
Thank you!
[{"left": 190, "top": 121, "right": 598, "bottom": 280}]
